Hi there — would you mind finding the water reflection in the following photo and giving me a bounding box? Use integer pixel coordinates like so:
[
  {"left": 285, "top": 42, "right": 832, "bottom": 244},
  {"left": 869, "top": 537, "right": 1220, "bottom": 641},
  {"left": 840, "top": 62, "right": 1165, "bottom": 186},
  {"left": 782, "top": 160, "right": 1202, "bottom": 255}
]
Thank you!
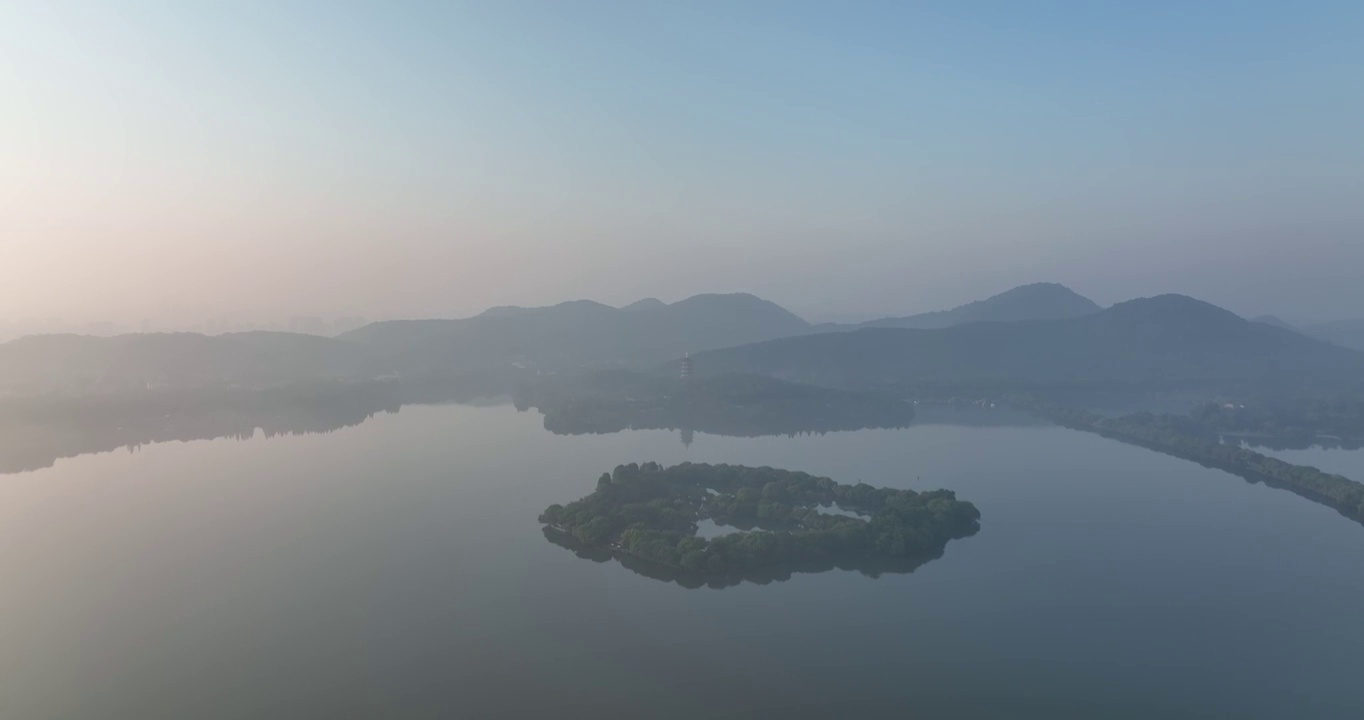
[
  {"left": 542, "top": 526, "right": 958, "bottom": 590},
  {"left": 5, "top": 400, "right": 1364, "bottom": 717},
  {"left": 1060, "top": 425, "right": 1364, "bottom": 529},
  {"left": 0, "top": 374, "right": 509, "bottom": 474},
  {"left": 599, "top": 404, "right": 1051, "bottom": 449},
  {"left": 693, "top": 517, "right": 740, "bottom": 539},
  {"left": 13, "top": 377, "right": 1360, "bottom": 543},
  {"left": 0, "top": 380, "right": 1049, "bottom": 474},
  {"left": 1228, "top": 434, "right": 1364, "bottom": 452}
]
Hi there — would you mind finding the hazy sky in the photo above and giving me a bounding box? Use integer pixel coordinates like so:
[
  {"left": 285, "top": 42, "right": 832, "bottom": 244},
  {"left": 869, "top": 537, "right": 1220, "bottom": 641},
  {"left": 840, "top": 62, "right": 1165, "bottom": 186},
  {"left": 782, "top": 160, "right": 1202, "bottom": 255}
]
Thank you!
[{"left": 4, "top": 1, "right": 1362, "bottom": 327}]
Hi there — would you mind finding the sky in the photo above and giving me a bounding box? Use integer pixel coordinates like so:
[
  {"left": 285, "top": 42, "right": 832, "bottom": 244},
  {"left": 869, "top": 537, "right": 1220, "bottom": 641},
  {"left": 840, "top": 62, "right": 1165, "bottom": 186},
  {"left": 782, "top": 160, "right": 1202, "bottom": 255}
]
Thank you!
[{"left": 3, "top": 1, "right": 1363, "bottom": 329}]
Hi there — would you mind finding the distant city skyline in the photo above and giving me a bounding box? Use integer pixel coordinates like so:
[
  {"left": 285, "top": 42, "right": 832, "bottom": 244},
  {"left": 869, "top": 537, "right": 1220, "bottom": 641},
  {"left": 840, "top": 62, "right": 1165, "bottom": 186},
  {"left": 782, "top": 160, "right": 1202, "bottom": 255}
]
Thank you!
[{"left": 4, "top": 2, "right": 1361, "bottom": 330}]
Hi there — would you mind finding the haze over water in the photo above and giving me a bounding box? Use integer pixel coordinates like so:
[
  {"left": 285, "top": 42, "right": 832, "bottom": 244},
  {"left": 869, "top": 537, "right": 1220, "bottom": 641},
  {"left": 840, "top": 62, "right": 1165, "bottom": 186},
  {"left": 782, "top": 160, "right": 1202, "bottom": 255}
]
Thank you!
[{"left": 3, "top": 402, "right": 1361, "bottom": 719}]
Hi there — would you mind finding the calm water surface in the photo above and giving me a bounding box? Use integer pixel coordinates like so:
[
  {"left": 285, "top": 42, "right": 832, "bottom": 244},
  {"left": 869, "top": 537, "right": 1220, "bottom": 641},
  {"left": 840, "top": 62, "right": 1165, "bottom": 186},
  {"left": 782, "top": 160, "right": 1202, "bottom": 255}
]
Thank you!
[
  {"left": 2, "top": 403, "right": 1362, "bottom": 719},
  {"left": 1256, "top": 444, "right": 1364, "bottom": 484}
]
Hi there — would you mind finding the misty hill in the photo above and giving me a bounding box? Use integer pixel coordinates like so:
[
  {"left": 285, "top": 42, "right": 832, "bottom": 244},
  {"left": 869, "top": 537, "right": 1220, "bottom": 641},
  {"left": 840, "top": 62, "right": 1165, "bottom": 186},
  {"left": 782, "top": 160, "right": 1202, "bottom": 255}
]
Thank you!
[
  {"left": 687, "top": 295, "right": 1364, "bottom": 394},
  {"left": 1303, "top": 319, "right": 1364, "bottom": 353},
  {"left": 1250, "top": 315, "right": 1364, "bottom": 353},
  {"left": 1253, "top": 314, "right": 1298, "bottom": 331},
  {"left": 342, "top": 293, "right": 812, "bottom": 373},
  {"left": 0, "top": 293, "right": 812, "bottom": 396},
  {"left": 621, "top": 298, "right": 668, "bottom": 312},
  {"left": 859, "top": 282, "right": 1101, "bottom": 330},
  {"left": 0, "top": 332, "right": 374, "bottom": 396}
]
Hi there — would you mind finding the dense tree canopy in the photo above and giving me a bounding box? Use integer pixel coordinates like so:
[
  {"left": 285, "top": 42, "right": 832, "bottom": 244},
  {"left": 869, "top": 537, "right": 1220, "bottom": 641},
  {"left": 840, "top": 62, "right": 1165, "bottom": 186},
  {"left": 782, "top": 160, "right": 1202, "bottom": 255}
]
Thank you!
[
  {"left": 1191, "top": 399, "right": 1364, "bottom": 450},
  {"left": 540, "top": 462, "right": 980, "bottom": 583}
]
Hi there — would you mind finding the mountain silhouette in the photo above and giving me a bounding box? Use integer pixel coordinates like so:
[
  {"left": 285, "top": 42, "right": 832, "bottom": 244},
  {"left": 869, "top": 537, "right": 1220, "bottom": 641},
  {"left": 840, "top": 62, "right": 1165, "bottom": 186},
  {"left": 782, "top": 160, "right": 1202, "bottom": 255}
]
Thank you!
[
  {"left": 1303, "top": 318, "right": 1364, "bottom": 353},
  {"left": 686, "top": 295, "right": 1364, "bottom": 393},
  {"left": 859, "top": 282, "right": 1100, "bottom": 329},
  {"left": 342, "top": 292, "right": 812, "bottom": 373}
]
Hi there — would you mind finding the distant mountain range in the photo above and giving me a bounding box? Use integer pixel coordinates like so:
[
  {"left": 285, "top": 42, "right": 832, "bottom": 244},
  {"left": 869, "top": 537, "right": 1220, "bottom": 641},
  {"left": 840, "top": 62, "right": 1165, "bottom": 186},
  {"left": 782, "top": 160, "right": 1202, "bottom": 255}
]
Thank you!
[
  {"left": 3, "top": 284, "right": 1361, "bottom": 399},
  {"left": 687, "top": 295, "right": 1364, "bottom": 394},
  {"left": 1299, "top": 319, "right": 1364, "bottom": 353},
  {"left": 0, "top": 293, "right": 813, "bottom": 395},
  {"left": 1253, "top": 315, "right": 1364, "bottom": 353},
  {"left": 340, "top": 292, "right": 812, "bottom": 373},
  {"left": 1252, "top": 315, "right": 1297, "bottom": 331},
  {"left": 335, "top": 282, "right": 1110, "bottom": 374},
  {"left": 856, "top": 282, "right": 1101, "bottom": 330}
]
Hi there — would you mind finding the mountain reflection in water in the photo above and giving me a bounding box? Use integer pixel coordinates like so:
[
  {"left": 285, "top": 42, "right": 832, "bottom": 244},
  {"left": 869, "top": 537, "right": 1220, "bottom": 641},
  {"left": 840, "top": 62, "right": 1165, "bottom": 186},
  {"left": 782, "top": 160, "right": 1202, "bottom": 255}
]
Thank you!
[{"left": 0, "top": 380, "right": 1043, "bottom": 474}]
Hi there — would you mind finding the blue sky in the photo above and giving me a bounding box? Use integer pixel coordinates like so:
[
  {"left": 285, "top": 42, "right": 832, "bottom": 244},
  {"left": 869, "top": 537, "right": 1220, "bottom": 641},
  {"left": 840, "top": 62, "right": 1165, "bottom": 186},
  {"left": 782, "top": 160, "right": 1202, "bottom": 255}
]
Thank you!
[{"left": 3, "top": 1, "right": 1362, "bottom": 325}]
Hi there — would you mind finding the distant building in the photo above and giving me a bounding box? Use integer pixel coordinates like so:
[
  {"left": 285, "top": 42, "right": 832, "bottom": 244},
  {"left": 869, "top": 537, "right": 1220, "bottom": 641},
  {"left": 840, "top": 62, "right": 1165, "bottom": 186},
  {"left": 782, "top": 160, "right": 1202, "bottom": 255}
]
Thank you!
[{"left": 680, "top": 353, "right": 694, "bottom": 381}]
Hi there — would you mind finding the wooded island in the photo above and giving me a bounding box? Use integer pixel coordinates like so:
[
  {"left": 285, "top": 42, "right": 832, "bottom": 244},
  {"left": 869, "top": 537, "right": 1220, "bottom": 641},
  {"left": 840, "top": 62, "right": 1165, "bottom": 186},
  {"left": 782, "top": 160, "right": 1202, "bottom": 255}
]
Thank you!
[{"left": 540, "top": 462, "right": 980, "bottom": 581}]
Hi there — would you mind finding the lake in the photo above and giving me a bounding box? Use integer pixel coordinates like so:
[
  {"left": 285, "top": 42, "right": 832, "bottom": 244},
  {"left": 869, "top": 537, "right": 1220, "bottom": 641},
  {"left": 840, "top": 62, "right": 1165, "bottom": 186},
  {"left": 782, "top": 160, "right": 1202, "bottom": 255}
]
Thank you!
[
  {"left": 2, "top": 402, "right": 1362, "bottom": 719},
  {"left": 1255, "top": 443, "right": 1364, "bottom": 485}
]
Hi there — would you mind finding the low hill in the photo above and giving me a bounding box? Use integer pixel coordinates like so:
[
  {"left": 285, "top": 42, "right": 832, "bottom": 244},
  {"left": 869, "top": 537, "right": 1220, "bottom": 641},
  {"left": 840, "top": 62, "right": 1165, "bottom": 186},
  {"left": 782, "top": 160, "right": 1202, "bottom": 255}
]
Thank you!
[
  {"left": 687, "top": 295, "right": 1364, "bottom": 395},
  {"left": 1252, "top": 314, "right": 1298, "bottom": 331},
  {"left": 342, "top": 293, "right": 812, "bottom": 373},
  {"left": 860, "top": 282, "right": 1100, "bottom": 330},
  {"left": 1305, "top": 319, "right": 1364, "bottom": 353},
  {"left": 621, "top": 298, "right": 667, "bottom": 312},
  {"left": 1249, "top": 315, "right": 1364, "bottom": 353},
  {"left": 0, "top": 293, "right": 812, "bottom": 396}
]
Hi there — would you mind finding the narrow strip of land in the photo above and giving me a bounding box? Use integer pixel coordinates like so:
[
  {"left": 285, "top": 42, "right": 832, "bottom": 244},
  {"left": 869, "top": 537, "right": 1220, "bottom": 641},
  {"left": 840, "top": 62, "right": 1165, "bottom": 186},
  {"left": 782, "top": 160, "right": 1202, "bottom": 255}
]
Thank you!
[{"left": 1016, "top": 397, "right": 1364, "bottom": 524}]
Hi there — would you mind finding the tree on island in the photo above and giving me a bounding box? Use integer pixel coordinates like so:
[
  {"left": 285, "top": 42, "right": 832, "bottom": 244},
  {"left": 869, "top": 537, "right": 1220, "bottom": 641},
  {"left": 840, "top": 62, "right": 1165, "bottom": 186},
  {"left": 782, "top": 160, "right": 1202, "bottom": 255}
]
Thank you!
[{"left": 540, "top": 462, "right": 980, "bottom": 587}]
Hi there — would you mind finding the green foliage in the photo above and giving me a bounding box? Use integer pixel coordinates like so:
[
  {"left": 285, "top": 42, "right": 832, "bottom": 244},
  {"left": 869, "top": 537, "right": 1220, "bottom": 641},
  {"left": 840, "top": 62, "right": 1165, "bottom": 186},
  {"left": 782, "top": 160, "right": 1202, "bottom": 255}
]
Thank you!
[
  {"left": 540, "top": 462, "right": 980, "bottom": 577},
  {"left": 1192, "top": 399, "right": 1364, "bottom": 450}
]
